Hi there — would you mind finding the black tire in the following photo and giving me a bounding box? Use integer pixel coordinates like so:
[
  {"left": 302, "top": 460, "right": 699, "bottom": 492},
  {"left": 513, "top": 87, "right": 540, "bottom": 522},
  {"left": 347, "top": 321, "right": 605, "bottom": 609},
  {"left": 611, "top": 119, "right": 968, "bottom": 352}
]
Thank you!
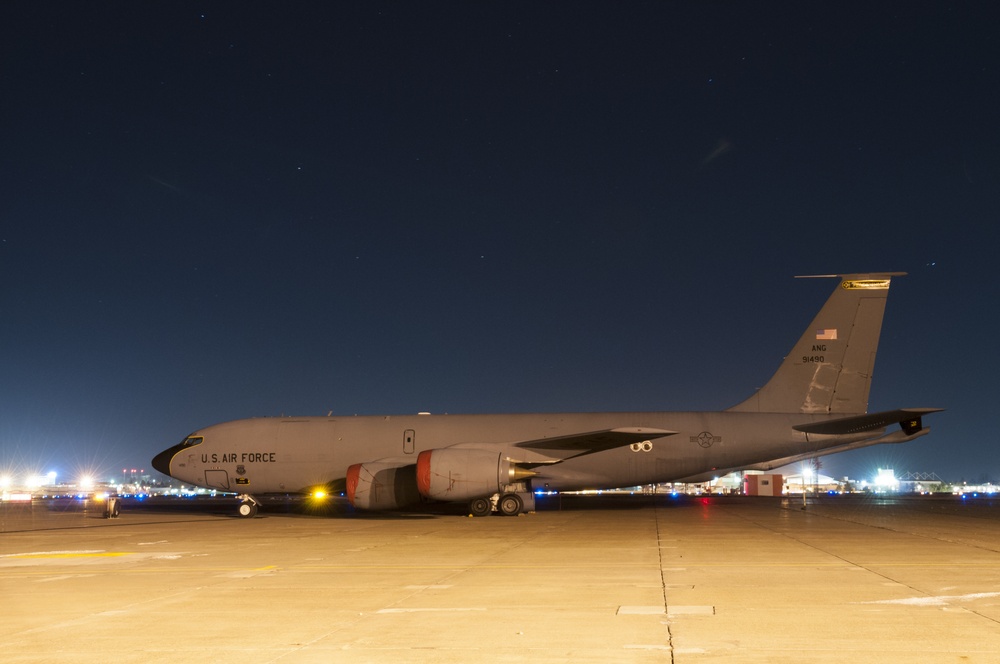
[
  {"left": 498, "top": 493, "right": 522, "bottom": 516},
  {"left": 238, "top": 501, "right": 258, "bottom": 518},
  {"left": 469, "top": 497, "right": 492, "bottom": 517}
]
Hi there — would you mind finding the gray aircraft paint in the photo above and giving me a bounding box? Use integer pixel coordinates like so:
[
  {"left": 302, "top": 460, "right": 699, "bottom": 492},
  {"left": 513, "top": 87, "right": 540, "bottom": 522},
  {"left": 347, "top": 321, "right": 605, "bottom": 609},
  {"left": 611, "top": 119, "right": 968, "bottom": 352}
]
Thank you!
[{"left": 152, "top": 273, "right": 941, "bottom": 515}]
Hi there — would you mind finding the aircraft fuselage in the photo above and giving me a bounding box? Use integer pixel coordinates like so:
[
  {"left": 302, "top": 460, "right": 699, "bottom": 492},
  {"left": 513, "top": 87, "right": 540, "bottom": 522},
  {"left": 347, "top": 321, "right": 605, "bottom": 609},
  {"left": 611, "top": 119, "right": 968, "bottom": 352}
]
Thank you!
[{"left": 157, "top": 410, "right": 873, "bottom": 495}]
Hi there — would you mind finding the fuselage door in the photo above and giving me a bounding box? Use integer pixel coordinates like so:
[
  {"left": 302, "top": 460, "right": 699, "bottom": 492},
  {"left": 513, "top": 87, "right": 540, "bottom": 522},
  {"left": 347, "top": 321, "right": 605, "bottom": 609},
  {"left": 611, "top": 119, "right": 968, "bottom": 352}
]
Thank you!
[
  {"left": 403, "top": 429, "right": 415, "bottom": 454},
  {"left": 205, "top": 470, "right": 231, "bottom": 491}
]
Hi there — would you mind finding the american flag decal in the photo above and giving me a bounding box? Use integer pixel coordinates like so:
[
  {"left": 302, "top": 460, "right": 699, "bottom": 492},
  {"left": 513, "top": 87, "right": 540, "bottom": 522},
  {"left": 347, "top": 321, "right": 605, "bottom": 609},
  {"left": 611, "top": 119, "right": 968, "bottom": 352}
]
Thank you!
[{"left": 816, "top": 329, "right": 837, "bottom": 340}]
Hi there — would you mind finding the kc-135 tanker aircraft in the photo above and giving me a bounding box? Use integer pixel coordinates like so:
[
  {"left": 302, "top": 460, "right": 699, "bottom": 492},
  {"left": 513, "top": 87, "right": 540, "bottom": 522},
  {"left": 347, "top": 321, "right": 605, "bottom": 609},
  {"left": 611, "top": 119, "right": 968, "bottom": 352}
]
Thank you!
[{"left": 153, "top": 273, "right": 941, "bottom": 517}]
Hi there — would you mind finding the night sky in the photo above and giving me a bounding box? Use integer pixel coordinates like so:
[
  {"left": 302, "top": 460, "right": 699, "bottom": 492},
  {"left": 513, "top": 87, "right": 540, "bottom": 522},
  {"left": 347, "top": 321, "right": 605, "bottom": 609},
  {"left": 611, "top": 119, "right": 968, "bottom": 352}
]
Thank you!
[{"left": 2, "top": 3, "right": 998, "bottom": 485}]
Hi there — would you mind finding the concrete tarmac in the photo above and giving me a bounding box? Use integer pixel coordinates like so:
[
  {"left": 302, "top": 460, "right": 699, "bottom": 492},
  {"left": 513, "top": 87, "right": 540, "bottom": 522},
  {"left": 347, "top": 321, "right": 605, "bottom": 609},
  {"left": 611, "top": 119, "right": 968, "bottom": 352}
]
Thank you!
[{"left": 3, "top": 493, "right": 1000, "bottom": 663}]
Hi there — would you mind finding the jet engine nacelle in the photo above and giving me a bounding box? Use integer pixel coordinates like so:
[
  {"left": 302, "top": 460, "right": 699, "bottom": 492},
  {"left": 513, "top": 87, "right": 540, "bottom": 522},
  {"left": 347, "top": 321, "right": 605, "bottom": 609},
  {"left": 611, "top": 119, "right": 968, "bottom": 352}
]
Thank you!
[
  {"left": 346, "top": 461, "right": 420, "bottom": 510},
  {"left": 416, "top": 448, "right": 533, "bottom": 501}
]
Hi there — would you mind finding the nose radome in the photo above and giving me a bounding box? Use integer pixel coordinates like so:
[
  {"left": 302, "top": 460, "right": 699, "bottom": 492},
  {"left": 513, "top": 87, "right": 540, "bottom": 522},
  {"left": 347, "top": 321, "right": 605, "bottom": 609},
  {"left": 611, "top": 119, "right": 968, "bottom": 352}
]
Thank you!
[{"left": 151, "top": 445, "right": 179, "bottom": 476}]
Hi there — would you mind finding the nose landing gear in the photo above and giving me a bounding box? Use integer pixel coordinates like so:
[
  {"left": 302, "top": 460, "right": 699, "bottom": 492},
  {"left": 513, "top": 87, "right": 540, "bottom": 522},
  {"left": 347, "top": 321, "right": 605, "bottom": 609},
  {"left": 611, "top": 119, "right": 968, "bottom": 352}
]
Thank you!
[{"left": 236, "top": 494, "right": 259, "bottom": 518}]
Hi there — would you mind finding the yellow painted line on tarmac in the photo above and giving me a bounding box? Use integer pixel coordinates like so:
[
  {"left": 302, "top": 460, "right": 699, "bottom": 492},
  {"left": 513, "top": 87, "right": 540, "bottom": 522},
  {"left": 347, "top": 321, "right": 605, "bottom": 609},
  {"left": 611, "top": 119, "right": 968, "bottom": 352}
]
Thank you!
[{"left": 5, "top": 552, "right": 135, "bottom": 559}]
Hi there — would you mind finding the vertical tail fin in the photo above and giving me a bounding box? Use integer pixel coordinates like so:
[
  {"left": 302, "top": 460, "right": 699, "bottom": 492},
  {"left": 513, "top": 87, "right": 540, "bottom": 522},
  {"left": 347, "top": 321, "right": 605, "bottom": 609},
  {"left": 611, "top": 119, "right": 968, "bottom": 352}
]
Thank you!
[{"left": 727, "top": 272, "right": 905, "bottom": 415}]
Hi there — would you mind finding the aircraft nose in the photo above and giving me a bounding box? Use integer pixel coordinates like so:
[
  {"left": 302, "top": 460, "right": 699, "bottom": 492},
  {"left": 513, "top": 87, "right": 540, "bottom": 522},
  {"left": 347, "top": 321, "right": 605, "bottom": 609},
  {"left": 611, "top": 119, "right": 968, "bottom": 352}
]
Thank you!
[{"left": 151, "top": 445, "right": 179, "bottom": 476}]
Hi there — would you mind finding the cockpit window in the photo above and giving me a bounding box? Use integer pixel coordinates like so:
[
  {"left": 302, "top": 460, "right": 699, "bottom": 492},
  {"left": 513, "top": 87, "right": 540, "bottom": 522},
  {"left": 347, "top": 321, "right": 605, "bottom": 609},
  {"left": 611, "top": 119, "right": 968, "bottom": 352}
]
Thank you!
[{"left": 181, "top": 436, "right": 204, "bottom": 447}]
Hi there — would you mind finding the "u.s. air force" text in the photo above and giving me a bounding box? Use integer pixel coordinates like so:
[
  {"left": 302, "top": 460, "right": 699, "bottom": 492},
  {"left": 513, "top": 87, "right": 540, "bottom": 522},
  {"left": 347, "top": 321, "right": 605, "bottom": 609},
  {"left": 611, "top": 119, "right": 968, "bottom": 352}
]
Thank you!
[{"left": 202, "top": 452, "right": 276, "bottom": 463}]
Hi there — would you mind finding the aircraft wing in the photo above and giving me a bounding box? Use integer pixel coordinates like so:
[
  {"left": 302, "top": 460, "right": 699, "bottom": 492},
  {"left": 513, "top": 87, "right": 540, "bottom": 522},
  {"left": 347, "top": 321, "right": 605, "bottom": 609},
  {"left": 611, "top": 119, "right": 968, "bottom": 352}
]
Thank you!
[
  {"left": 793, "top": 408, "right": 944, "bottom": 435},
  {"left": 678, "top": 409, "right": 943, "bottom": 482},
  {"left": 736, "top": 427, "right": 935, "bottom": 474},
  {"left": 514, "top": 427, "right": 677, "bottom": 457},
  {"left": 676, "top": 428, "right": 936, "bottom": 483}
]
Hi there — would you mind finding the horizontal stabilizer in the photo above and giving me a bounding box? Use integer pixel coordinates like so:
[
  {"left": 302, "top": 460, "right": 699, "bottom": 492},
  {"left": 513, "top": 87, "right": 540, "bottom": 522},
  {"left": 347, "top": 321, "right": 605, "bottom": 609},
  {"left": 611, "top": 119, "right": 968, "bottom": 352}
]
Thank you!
[
  {"left": 516, "top": 427, "right": 676, "bottom": 454},
  {"left": 793, "top": 408, "right": 944, "bottom": 435}
]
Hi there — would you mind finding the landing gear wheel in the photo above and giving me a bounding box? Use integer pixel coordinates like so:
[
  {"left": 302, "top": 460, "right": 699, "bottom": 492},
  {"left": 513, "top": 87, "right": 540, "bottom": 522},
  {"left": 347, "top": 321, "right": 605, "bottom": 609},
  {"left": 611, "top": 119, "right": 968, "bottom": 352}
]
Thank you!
[
  {"left": 498, "top": 493, "right": 522, "bottom": 516},
  {"left": 469, "top": 497, "right": 492, "bottom": 517},
  {"left": 238, "top": 501, "right": 258, "bottom": 518}
]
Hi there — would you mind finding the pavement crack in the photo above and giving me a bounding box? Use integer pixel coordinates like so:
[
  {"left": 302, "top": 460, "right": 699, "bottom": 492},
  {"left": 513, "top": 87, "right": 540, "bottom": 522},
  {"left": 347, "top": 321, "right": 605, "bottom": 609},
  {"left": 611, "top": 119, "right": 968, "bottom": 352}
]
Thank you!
[{"left": 654, "top": 502, "right": 676, "bottom": 662}]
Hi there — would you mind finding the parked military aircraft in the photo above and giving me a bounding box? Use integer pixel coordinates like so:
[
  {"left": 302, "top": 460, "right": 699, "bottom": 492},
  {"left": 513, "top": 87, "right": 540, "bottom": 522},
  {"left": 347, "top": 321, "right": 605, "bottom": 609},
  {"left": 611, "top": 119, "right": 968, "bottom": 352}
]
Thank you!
[{"left": 152, "top": 273, "right": 941, "bottom": 517}]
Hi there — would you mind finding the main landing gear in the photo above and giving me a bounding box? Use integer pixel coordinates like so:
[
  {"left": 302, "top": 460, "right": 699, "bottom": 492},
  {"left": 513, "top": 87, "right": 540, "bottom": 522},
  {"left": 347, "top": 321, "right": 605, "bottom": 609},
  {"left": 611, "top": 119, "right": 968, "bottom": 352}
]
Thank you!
[
  {"left": 236, "top": 494, "right": 259, "bottom": 518},
  {"left": 468, "top": 491, "right": 533, "bottom": 517},
  {"left": 497, "top": 493, "right": 523, "bottom": 516},
  {"left": 469, "top": 497, "right": 492, "bottom": 517}
]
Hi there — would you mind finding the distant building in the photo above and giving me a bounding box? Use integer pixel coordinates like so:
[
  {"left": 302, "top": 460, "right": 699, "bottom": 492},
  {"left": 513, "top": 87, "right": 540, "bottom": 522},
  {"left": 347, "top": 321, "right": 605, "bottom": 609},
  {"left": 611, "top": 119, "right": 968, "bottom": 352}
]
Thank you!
[
  {"left": 744, "top": 474, "right": 782, "bottom": 496},
  {"left": 782, "top": 473, "right": 840, "bottom": 494}
]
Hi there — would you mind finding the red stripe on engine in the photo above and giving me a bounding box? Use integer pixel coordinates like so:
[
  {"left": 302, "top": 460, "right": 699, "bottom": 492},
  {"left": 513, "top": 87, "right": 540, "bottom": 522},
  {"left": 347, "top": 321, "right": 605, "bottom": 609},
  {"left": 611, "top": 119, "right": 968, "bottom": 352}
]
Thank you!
[
  {"left": 416, "top": 450, "right": 432, "bottom": 497},
  {"left": 345, "top": 464, "right": 361, "bottom": 506}
]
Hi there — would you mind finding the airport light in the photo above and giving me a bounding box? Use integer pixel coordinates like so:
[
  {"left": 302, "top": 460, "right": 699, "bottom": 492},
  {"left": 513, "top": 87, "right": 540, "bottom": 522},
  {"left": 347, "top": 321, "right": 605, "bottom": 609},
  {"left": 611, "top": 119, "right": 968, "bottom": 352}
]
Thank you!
[
  {"left": 27, "top": 474, "right": 49, "bottom": 488},
  {"left": 801, "top": 466, "right": 813, "bottom": 494},
  {"left": 874, "top": 468, "right": 898, "bottom": 492}
]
